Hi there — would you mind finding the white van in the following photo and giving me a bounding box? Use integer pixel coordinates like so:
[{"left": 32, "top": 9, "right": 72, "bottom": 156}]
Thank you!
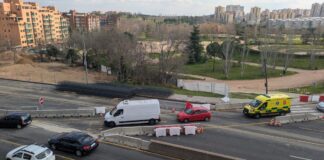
[{"left": 104, "top": 99, "right": 161, "bottom": 127}]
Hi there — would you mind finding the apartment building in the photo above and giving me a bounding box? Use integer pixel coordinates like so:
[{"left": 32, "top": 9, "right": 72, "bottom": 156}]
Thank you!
[
  {"left": 100, "top": 12, "right": 120, "bottom": 31},
  {"left": 214, "top": 5, "right": 244, "bottom": 24},
  {"left": 0, "top": 0, "right": 69, "bottom": 47},
  {"left": 64, "top": 10, "right": 100, "bottom": 32},
  {"left": 249, "top": 7, "right": 261, "bottom": 24}
]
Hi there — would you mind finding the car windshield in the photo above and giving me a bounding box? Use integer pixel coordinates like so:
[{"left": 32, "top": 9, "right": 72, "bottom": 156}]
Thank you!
[
  {"left": 249, "top": 100, "right": 262, "bottom": 108},
  {"left": 110, "top": 107, "right": 117, "bottom": 115},
  {"left": 79, "top": 135, "right": 94, "bottom": 144},
  {"left": 184, "top": 109, "right": 193, "bottom": 114},
  {"left": 35, "top": 149, "right": 51, "bottom": 159},
  {"left": 319, "top": 102, "right": 324, "bottom": 107}
]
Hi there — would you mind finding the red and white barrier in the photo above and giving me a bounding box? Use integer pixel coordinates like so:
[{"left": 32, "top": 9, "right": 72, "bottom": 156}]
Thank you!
[
  {"left": 320, "top": 96, "right": 324, "bottom": 102},
  {"left": 300, "top": 95, "right": 324, "bottom": 102},
  {"left": 154, "top": 124, "right": 203, "bottom": 137},
  {"left": 299, "top": 95, "right": 309, "bottom": 102}
]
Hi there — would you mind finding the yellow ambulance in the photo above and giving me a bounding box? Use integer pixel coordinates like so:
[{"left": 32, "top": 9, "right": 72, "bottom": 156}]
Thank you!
[{"left": 243, "top": 94, "right": 291, "bottom": 118}]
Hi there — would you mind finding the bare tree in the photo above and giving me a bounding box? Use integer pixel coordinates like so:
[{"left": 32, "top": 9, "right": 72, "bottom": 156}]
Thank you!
[
  {"left": 221, "top": 39, "right": 236, "bottom": 79},
  {"left": 282, "top": 33, "right": 294, "bottom": 75}
]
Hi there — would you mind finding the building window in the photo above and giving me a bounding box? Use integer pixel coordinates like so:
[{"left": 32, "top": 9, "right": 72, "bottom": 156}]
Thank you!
[
  {"left": 26, "top": 12, "right": 29, "bottom": 16},
  {"left": 27, "top": 18, "right": 30, "bottom": 22}
]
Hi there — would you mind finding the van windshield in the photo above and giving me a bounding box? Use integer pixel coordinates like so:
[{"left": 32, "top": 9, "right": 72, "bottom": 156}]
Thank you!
[
  {"left": 110, "top": 107, "right": 117, "bottom": 115},
  {"left": 250, "top": 100, "right": 262, "bottom": 108}
]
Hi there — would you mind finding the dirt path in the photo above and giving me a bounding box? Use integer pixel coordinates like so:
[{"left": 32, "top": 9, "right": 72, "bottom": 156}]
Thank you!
[{"left": 181, "top": 69, "right": 324, "bottom": 93}]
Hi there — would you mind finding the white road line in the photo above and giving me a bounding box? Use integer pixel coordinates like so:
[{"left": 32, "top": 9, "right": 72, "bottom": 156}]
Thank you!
[
  {"left": 289, "top": 155, "right": 312, "bottom": 160},
  {"left": 291, "top": 108, "right": 316, "bottom": 111}
]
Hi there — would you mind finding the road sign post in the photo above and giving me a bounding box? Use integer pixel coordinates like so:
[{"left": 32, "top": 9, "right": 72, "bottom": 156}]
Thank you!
[{"left": 38, "top": 97, "right": 45, "bottom": 110}]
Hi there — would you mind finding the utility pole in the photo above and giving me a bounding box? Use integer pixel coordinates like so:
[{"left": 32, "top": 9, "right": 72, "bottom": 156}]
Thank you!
[{"left": 264, "top": 58, "right": 268, "bottom": 94}]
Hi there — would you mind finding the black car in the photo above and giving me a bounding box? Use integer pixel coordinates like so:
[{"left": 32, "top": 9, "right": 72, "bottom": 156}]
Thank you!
[
  {"left": 48, "top": 131, "right": 99, "bottom": 157},
  {"left": 0, "top": 112, "right": 32, "bottom": 129}
]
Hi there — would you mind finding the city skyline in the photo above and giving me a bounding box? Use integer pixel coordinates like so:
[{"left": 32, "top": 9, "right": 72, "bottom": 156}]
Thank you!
[{"left": 4, "top": 0, "right": 321, "bottom": 16}]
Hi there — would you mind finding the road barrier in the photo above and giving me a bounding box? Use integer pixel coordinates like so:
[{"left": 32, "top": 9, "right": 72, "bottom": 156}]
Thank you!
[
  {"left": 299, "top": 95, "right": 309, "bottom": 102},
  {"left": 0, "top": 109, "right": 96, "bottom": 118},
  {"left": 215, "top": 103, "right": 245, "bottom": 111},
  {"left": 300, "top": 95, "right": 324, "bottom": 103},
  {"left": 320, "top": 96, "right": 324, "bottom": 102},
  {"left": 101, "top": 123, "right": 203, "bottom": 137},
  {"left": 270, "top": 113, "right": 324, "bottom": 126},
  {"left": 103, "top": 134, "right": 150, "bottom": 150},
  {"left": 101, "top": 126, "right": 156, "bottom": 137},
  {"left": 149, "top": 140, "right": 243, "bottom": 160}
]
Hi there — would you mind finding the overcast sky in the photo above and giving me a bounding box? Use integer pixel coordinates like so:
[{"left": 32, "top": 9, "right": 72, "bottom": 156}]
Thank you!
[{"left": 3, "top": 0, "right": 322, "bottom": 15}]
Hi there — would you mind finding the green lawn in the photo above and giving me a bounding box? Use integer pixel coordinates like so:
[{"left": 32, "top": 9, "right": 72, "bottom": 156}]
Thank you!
[
  {"left": 182, "top": 60, "right": 295, "bottom": 80},
  {"left": 279, "top": 81, "right": 324, "bottom": 94},
  {"left": 235, "top": 48, "right": 324, "bottom": 70}
]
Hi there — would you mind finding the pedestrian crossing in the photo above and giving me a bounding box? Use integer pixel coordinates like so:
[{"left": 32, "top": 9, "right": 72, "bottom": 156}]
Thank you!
[{"left": 290, "top": 105, "right": 320, "bottom": 114}]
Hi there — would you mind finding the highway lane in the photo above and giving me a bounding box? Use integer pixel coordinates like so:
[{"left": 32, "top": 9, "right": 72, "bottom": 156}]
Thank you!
[
  {"left": 0, "top": 125, "right": 168, "bottom": 160},
  {"left": 0, "top": 79, "right": 186, "bottom": 111}
]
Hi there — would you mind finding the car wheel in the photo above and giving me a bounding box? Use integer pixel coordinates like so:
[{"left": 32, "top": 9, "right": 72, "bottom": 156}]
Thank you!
[
  {"left": 50, "top": 144, "right": 57, "bottom": 150},
  {"left": 6, "top": 158, "right": 11, "bottom": 160},
  {"left": 149, "top": 119, "right": 156, "bottom": 125},
  {"left": 184, "top": 119, "right": 189, "bottom": 123},
  {"left": 254, "top": 114, "right": 261, "bottom": 119},
  {"left": 16, "top": 124, "right": 22, "bottom": 129},
  {"left": 279, "top": 112, "right": 285, "bottom": 116},
  {"left": 75, "top": 150, "right": 82, "bottom": 157},
  {"left": 204, "top": 117, "right": 210, "bottom": 121}
]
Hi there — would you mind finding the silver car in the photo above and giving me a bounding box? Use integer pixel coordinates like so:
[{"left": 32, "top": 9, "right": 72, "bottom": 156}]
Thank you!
[
  {"left": 6, "top": 144, "right": 55, "bottom": 160},
  {"left": 316, "top": 102, "right": 324, "bottom": 112}
]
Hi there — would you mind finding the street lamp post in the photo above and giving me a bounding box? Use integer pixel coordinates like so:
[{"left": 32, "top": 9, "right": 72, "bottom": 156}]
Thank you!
[{"left": 264, "top": 58, "right": 268, "bottom": 94}]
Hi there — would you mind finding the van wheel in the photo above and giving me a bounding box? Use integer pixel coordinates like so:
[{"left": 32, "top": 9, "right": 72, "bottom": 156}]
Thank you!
[
  {"left": 279, "top": 112, "right": 285, "bottom": 116},
  {"left": 75, "top": 150, "right": 82, "bottom": 157},
  {"left": 149, "top": 119, "right": 156, "bottom": 125},
  {"left": 16, "top": 124, "right": 22, "bottom": 129},
  {"left": 254, "top": 114, "right": 261, "bottom": 119},
  {"left": 184, "top": 119, "right": 189, "bottom": 123},
  {"left": 106, "top": 122, "right": 115, "bottom": 128}
]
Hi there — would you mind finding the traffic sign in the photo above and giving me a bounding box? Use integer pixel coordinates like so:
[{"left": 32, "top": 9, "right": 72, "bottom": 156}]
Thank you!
[{"left": 39, "top": 97, "right": 45, "bottom": 105}]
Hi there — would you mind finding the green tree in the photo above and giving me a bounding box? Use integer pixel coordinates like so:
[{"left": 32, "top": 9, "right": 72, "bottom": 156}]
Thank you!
[
  {"left": 46, "top": 45, "right": 60, "bottom": 61},
  {"left": 206, "top": 42, "right": 221, "bottom": 72},
  {"left": 186, "top": 25, "right": 203, "bottom": 64},
  {"left": 66, "top": 49, "right": 79, "bottom": 65}
]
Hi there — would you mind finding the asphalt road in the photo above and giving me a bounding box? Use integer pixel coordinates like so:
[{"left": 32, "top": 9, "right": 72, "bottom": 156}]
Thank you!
[
  {"left": 0, "top": 79, "right": 186, "bottom": 111},
  {"left": 0, "top": 124, "right": 168, "bottom": 160},
  {"left": 0, "top": 79, "right": 323, "bottom": 160}
]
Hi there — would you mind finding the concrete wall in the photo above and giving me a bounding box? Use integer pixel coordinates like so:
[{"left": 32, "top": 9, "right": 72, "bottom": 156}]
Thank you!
[
  {"left": 149, "top": 140, "right": 243, "bottom": 160},
  {"left": 0, "top": 109, "right": 95, "bottom": 118},
  {"left": 274, "top": 113, "right": 324, "bottom": 124},
  {"left": 177, "top": 80, "right": 227, "bottom": 95},
  {"left": 103, "top": 134, "right": 150, "bottom": 150},
  {"left": 102, "top": 126, "right": 156, "bottom": 137}
]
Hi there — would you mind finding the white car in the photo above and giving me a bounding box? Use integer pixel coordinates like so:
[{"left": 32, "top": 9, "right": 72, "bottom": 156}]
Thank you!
[{"left": 6, "top": 144, "right": 55, "bottom": 160}]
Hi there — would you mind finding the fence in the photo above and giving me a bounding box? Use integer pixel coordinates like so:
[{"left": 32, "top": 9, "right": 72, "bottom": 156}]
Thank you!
[{"left": 177, "top": 79, "right": 228, "bottom": 96}]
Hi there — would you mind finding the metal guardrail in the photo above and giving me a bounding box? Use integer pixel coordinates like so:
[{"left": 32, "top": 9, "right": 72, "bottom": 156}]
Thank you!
[{"left": 0, "top": 109, "right": 96, "bottom": 118}]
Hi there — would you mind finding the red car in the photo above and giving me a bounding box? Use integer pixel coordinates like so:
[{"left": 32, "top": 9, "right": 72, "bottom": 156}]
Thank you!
[{"left": 177, "top": 107, "right": 212, "bottom": 123}]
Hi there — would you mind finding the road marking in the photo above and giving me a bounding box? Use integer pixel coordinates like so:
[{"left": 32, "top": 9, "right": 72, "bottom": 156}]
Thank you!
[
  {"left": 0, "top": 139, "right": 21, "bottom": 146},
  {"left": 100, "top": 140, "right": 181, "bottom": 160},
  {"left": 289, "top": 155, "right": 312, "bottom": 160},
  {"left": 0, "top": 138, "right": 75, "bottom": 160},
  {"left": 204, "top": 122, "right": 269, "bottom": 129}
]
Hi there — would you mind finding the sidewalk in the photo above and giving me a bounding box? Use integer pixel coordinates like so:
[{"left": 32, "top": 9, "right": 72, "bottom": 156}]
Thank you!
[{"left": 167, "top": 93, "right": 314, "bottom": 106}]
